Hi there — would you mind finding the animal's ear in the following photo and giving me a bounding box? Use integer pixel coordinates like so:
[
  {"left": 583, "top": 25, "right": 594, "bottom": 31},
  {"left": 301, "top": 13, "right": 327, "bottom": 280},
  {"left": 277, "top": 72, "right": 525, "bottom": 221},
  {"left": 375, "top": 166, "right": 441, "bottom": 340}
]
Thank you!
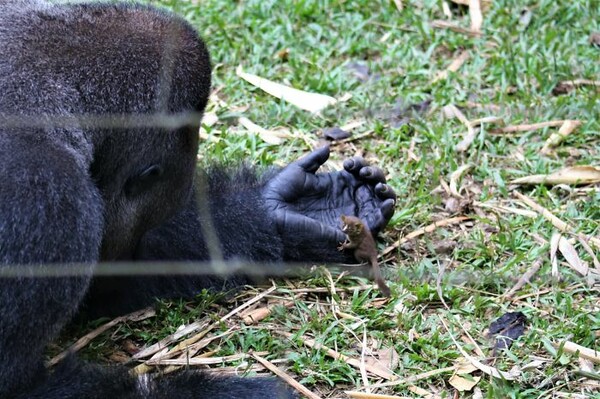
[{"left": 340, "top": 215, "right": 347, "bottom": 222}]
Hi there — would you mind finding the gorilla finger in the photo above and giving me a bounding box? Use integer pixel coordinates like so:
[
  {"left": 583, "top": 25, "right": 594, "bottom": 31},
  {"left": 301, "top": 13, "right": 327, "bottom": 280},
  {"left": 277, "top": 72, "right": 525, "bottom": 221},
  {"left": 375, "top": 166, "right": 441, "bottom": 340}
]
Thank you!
[
  {"left": 359, "top": 166, "right": 386, "bottom": 183},
  {"left": 295, "top": 145, "right": 330, "bottom": 173},
  {"left": 380, "top": 198, "right": 396, "bottom": 222},
  {"left": 362, "top": 199, "right": 395, "bottom": 234},
  {"left": 375, "top": 183, "right": 397, "bottom": 201},
  {"left": 343, "top": 156, "right": 367, "bottom": 175}
]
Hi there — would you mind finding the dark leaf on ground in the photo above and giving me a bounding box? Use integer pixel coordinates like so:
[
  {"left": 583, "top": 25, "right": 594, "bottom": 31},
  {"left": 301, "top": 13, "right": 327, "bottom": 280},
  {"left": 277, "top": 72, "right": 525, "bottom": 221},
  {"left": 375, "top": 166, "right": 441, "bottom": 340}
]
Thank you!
[
  {"left": 323, "top": 127, "right": 351, "bottom": 141},
  {"left": 488, "top": 311, "right": 527, "bottom": 350}
]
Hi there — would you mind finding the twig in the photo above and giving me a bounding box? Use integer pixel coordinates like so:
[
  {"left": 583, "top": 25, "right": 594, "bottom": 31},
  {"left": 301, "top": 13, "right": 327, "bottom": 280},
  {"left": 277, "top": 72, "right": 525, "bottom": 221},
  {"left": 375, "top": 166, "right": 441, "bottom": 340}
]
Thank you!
[
  {"left": 513, "top": 191, "right": 600, "bottom": 249},
  {"left": 333, "top": 130, "right": 375, "bottom": 145},
  {"left": 557, "top": 341, "right": 600, "bottom": 364},
  {"left": 512, "top": 283, "right": 586, "bottom": 301},
  {"left": 469, "top": 116, "right": 504, "bottom": 127},
  {"left": 433, "top": 51, "right": 470, "bottom": 82},
  {"left": 282, "top": 285, "right": 374, "bottom": 294},
  {"left": 368, "top": 366, "right": 456, "bottom": 389},
  {"left": 473, "top": 200, "right": 538, "bottom": 218},
  {"left": 458, "top": 316, "right": 485, "bottom": 358},
  {"left": 346, "top": 392, "right": 414, "bottom": 399},
  {"left": 449, "top": 164, "right": 473, "bottom": 197},
  {"left": 359, "top": 325, "right": 370, "bottom": 393},
  {"left": 251, "top": 352, "right": 323, "bottom": 399},
  {"left": 463, "top": 101, "right": 501, "bottom": 112},
  {"left": 147, "top": 352, "right": 267, "bottom": 366},
  {"left": 242, "top": 296, "right": 299, "bottom": 325},
  {"left": 133, "top": 319, "right": 210, "bottom": 360},
  {"left": 444, "top": 104, "right": 477, "bottom": 152},
  {"left": 553, "top": 79, "right": 600, "bottom": 94},
  {"left": 577, "top": 235, "right": 600, "bottom": 272},
  {"left": 431, "top": 20, "right": 483, "bottom": 37},
  {"left": 468, "top": 0, "right": 483, "bottom": 32},
  {"left": 277, "top": 331, "right": 396, "bottom": 380},
  {"left": 47, "top": 307, "right": 155, "bottom": 367},
  {"left": 439, "top": 316, "right": 518, "bottom": 380},
  {"left": 134, "top": 285, "right": 278, "bottom": 373},
  {"left": 490, "top": 120, "right": 580, "bottom": 134},
  {"left": 541, "top": 120, "right": 582, "bottom": 153},
  {"left": 501, "top": 258, "right": 544, "bottom": 300}
]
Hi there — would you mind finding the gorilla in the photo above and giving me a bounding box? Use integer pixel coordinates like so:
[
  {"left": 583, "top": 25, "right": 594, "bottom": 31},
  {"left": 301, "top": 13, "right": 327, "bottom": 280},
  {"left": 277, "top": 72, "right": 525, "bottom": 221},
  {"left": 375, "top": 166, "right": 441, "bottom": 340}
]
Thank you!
[{"left": 0, "top": 1, "right": 396, "bottom": 398}]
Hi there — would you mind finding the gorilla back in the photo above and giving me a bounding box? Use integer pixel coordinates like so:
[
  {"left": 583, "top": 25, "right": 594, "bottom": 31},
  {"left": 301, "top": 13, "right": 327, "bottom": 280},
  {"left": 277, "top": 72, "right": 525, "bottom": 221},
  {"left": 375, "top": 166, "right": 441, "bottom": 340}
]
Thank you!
[{"left": 0, "top": 1, "right": 226, "bottom": 397}]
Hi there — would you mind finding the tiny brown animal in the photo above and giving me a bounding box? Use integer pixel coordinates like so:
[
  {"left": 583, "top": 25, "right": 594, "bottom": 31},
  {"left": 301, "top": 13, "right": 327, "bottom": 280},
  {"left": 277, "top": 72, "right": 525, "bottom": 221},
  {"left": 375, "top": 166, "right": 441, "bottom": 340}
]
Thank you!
[{"left": 339, "top": 215, "right": 391, "bottom": 297}]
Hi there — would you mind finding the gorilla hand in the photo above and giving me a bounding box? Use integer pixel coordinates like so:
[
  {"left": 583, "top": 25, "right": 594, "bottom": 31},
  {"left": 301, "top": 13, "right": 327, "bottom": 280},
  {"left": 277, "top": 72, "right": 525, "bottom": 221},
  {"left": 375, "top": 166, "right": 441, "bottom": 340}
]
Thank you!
[{"left": 262, "top": 145, "right": 396, "bottom": 262}]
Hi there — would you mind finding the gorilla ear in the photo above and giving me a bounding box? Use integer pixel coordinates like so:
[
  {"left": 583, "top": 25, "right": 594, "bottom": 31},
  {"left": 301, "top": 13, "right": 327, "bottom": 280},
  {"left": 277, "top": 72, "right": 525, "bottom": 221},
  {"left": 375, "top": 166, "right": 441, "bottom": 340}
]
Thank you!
[{"left": 124, "top": 164, "right": 164, "bottom": 197}]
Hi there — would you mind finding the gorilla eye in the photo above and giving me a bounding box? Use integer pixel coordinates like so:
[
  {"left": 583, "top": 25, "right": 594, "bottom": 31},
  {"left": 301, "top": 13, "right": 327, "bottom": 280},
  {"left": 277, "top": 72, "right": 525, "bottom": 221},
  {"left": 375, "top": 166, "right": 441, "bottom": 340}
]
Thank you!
[
  {"left": 140, "top": 165, "right": 163, "bottom": 179},
  {"left": 124, "top": 164, "right": 164, "bottom": 197}
]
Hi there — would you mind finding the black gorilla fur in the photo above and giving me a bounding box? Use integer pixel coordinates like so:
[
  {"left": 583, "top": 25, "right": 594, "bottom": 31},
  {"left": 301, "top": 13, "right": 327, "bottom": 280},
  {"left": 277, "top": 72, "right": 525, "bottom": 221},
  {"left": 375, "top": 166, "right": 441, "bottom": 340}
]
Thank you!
[{"left": 0, "top": 1, "right": 396, "bottom": 398}]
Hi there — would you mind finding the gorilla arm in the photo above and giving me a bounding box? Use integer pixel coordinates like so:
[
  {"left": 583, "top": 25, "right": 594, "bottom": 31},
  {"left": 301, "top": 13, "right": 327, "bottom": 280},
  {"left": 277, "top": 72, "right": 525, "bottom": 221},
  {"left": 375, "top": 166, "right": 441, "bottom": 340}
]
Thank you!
[
  {"left": 85, "top": 146, "right": 396, "bottom": 316},
  {"left": 137, "top": 145, "right": 395, "bottom": 264},
  {"left": 85, "top": 146, "right": 396, "bottom": 315}
]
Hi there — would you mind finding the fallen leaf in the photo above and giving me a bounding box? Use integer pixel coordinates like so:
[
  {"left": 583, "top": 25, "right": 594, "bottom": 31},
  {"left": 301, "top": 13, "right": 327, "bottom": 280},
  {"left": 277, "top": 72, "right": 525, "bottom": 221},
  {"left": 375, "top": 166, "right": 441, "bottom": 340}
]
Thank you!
[
  {"left": 558, "top": 237, "right": 589, "bottom": 276},
  {"left": 510, "top": 166, "right": 600, "bottom": 186},
  {"left": 550, "top": 233, "right": 561, "bottom": 278},
  {"left": 449, "top": 164, "right": 473, "bottom": 197},
  {"left": 521, "top": 359, "right": 546, "bottom": 371},
  {"left": 449, "top": 357, "right": 481, "bottom": 392},
  {"left": 455, "top": 357, "right": 478, "bottom": 374},
  {"left": 377, "top": 346, "right": 400, "bottom": 370},
  {"left": 238, "top": 116, "right": 291, "bottom": 145},
  {"left": 449, "top": 374, "right": 481, "bottom": 391},
  {"left": 236, "top": 66, "right": 337, "bottom": 113}
]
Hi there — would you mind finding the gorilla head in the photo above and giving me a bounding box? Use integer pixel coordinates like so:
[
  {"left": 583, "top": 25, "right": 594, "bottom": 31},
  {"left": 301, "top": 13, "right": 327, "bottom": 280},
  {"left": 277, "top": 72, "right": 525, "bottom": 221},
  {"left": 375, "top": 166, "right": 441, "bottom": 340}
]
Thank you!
[
  {"left": 66, "top": 5, "right": 213, "bottom": 260},
  {"left": 91, "top": 128, "right": 200, "bottom": 261}
]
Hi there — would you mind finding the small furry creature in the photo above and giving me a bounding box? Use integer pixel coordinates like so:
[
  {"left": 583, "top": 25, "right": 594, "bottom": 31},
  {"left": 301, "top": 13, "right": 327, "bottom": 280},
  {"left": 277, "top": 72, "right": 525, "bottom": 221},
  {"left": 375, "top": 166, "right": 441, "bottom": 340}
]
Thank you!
[{"left": 339, "top": 215, "right": 391, "bottom": 296}]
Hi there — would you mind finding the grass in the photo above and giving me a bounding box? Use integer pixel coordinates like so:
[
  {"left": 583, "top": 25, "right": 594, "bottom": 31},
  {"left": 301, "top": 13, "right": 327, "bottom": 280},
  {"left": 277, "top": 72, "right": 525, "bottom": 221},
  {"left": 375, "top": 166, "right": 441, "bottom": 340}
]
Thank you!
[{"left": 57, "top": 1, "right": 599, "bottom": 397}]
